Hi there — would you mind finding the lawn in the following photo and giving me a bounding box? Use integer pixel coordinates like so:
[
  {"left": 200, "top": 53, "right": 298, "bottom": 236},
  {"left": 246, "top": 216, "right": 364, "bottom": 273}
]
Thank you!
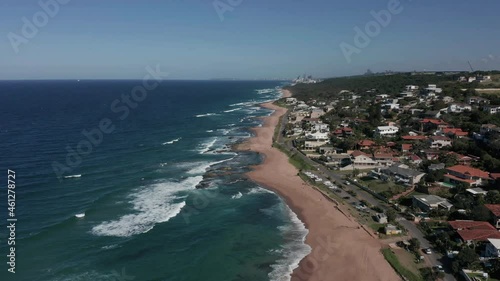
[
  {"left": 358, "top": 176, "right": 405, "bottom": 194},
  {"left": 382, "top": 248, "right": 423, "bottom": 281}
]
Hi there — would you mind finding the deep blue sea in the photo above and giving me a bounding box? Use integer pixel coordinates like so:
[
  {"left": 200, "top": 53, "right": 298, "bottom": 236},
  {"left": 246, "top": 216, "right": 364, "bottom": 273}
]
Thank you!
[{"left": 0, "top": 80, "right": 310, "bottom": 281}]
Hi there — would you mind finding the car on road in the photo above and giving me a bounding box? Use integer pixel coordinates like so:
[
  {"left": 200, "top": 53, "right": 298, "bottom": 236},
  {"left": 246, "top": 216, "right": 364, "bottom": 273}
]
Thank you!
[
  {"left": 342, "top": 196, "right": 350, "bottom": 200},
  {"left": 433, "top": 265, "right": 444, "bottom": 273},
  {"left": 423, "top": 248, "right": 432, "bottom": 254},
  {"left": 344, "top": 181, "right": 350, "bottom": 185},
  {"left": 334, "top": 189, "right": 342, "bottom": 193}
]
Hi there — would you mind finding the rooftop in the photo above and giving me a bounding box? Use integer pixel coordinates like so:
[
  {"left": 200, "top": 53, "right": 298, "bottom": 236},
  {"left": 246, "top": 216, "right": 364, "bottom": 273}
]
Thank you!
[
  {"left": 485, "top": 204, "right": 500, "bottom": 217},
  {"left": 447, "top": 165, "right": 490, "bottom": 179}
]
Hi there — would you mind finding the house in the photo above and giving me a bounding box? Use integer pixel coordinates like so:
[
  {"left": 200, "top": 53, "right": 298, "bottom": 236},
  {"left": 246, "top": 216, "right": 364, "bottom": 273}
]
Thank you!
[
  {"left": 412, "top": 195, "right": 453, "bottom": 212},
  {"left": 425, "top": 84, "right": 443, "bottom": 94},
  {"left": 466, "top": 187, "right": 488, "bottom": 196},
  {"left": 486, "top": 238, "right": 500, "bottom": 257},
  {"left": 448, "top": 152, "right": 479, "bottom": 166},
  {"left": 420, "top": 119, "right": 448, "bottom": 132},
  {"left": 304, "top": 140, "right": 329, "bottom": 150},
  {"left": 375, "top": 126, "right": 399, "bottom": 137},
  {"left": 377, "top": 164, "right": 426, "bottom": 185},
  {"left": 442, "top": 128, "right": 468, "bottom": 138},
  {"left": 310, "top": 108, "right": 325, "bottom": 119},
  {"left": 358, "top": 140, "right": 376, "bottom": 150},
  {"left": 485, "top": 204, "right": 500, "bottom": 229},
  {"left": 466, "top": 96, "right": 490, "bottom": 105},
  {"left": 385, "top": 224, "right": 402, "bottom": 235},
  {"left": 305, "top": 131, "right": 329, "bottom": 141},
  {"left": 442, "top": 96, "right": 455, "bottom": 104},
  {"left": 428, "top": 136, "right": 452, "bottom": 149},
  {"left": 423, "top": 149, "right": 440, "bottom": 160},
  {"left": 483, "top": 105, "right": 500, "bottom": 114},
  {"left": 325, "top": 154, "right": 351, "bottom": 167},
  {"left": 428, "top": 163, "right": 445, "bottom": 171},
  {"left": 448, "top": 220, "right": 500, "bottom": 244},
  {"left": 350, "top": 150, "right": 379, "bottom": 167},
  {"left": 401, "top": 143, "right": 412, "bottom": 153},
  {"left": 373, "top": 153, "right": 395, "bottom": 166},
  {"left": 444, "top": 165, "right": 491, "bottom": 187},
  {"left": 286, "top": 97, "right": 298, "bottom": 105},
  {"left": 375, "top": 213, "right": 388, "bottom": 224},
  {"left": 402, "top": 135, "right": 428, "bottom": 141},
  {"left": 447, "top": 103, "right": 472, "bottom": 113},
  {"left": 405, "top": 85, "right": 419, "bottom": 91},
  {"left": 407, "top": 154, "right": 423, "bottom": 165}
]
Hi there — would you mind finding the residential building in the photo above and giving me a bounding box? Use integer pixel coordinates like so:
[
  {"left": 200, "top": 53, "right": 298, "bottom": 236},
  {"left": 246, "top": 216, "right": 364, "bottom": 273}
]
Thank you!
[
  {"left": 466, "top": 96, "right": 490, "bottom": 105},
  {"left": 442, "top": 96, "right": 455, "bottom": 104},
  {"left": 405, "top": 85, "right": 419, "bottom": 91},
  {"left": 486, "top": 238, "right": 500, "bottom": 257},
  {"left": 428, "top": 136, "right": 452, "bottom": 149},
  {"left": 412, "top": 195, "right": 453, "bottom": 212},
  {"left": 374, "top": 126, "right": 399, "bottom": 137},
  {"left": 466, "top": 188, "right": 488, "bottom": 196},
  {"left": 357, "top": 140, "right": 375, "bottom": 150},
  {"left": 448, "top": 220, "right": 500, "bottom": 244},
  {"left": 485, "top": 204, "right": 500, "bottom": 229},
  {"left": 447, "top": 103, "right": 472, "bottom": 113},
  {"left": 375, "top": 213, "right": 388, "bottom": 224},
  {"left": 304, "top": 140, "right": 329, "bottom": 150},
  {"left": 428, "top": 163, "right": 445, "bottom": 171},
  {"left": 374, "top": 153, "right": 395, "bottom": 166},
  {"left": 483, "top": 105, "right": 500, "bottom": 114},
  {"left": 444, "top": 165, "right": 491, "bottom": 187},
  {"left": 378, "top": 164, "right": 426, "bottom": 185},
  {"left": 401, "top": 143, "right": 412, "bottom": 153},
  {"left": 349, "top": 150, "right": 378, "bottom": 167},
  {"left": 441, "top": 128, "right": 468, "bottom": 138},
  {"left": 385, "top": 224, "right": 402, "bottom": 235}
]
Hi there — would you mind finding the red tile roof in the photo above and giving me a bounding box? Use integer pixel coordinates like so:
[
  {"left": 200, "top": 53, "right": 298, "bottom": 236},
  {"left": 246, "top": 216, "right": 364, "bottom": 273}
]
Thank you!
[
  {"left": 351, "top": 150, "right": 370, "bottom": 158},
  {"left": 486, "top": 204, "right": 500, "bottom": 217},
  {"left": 449, "top": 221, "right": 500, "bottom": 242},
  {"left": 447, "top": 165, "right": 490, "bottom": 179},
  {"left": 430, "top": 135, "right": 451, "bottom": 141},
  {"left": 401, "top": 144, "right": 413, "bottom": 151},
  {"left": 444, "top": 174, "right": 476, "bottom": 184},
  {"left": 443, "top": 128, "right": 468, "bottom": 136},
  {"left": 358, "top": 140, "right": 375, "bottom": 147},
  {"left": 421, "top": 118, "right": 448, "bottom": 125},
  {"left": 491, "top": 173, "right": 500, "bottom": 180},
  {"left": 402, "top": 135, "right": 428, "bottom": 141}
]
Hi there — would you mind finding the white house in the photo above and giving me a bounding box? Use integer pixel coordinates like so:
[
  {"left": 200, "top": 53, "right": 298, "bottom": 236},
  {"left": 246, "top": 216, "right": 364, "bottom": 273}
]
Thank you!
[
  {"left": 306, "top": 131, "right": 329, "bottom": 141},
  {"left": 428, "top": 136, "right": 452, "bottom": 149},
  {"left": 447, "top": 103, "right": 472, "bottom": 113},
  {"left": 486, "top": 238, "right": 500, "bottom": 257},
  {"left": 483, "top": 105, "right": 500, "bottom": 114},
  {"left": 286, "top": 98, "right": 298, "bottom": 105},
  {"left": 425, "top": 84, "right": 443, "bottom": 93},
  {"left": 375, "top": 126, "right": 399, "bottom": 137},
  {"left": 405, "top": 85, "right": 419, "bottom": 91}
]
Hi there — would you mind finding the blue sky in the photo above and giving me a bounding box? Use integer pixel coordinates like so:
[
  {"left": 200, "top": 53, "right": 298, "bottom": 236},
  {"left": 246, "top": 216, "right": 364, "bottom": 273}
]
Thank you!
[{"left": 1, "top": 0, "right": 500, "bottom": 79}]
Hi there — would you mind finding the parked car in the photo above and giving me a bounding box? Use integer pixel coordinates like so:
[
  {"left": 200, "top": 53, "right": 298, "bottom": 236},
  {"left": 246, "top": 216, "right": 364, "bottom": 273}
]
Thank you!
[
  {"left": 433, "top": 265, "right": 444, "bottom": 273},
  {"left": 423, "top": 248, "right": 432, "bottom": 254},
  {"left": 342, "top": 196, "right": 350, "bottom": 200}
]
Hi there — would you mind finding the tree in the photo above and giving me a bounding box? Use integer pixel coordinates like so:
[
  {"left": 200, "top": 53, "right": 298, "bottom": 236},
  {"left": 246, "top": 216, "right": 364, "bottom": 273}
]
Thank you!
[
  {"left": 451, "top": 247, "right": 480, "bottom": 274},
  {"left": 386, "top": 208, "right": 397, "bottom": 223},
  {"left": 408, "top": 238, "right": 421, "bottom": 253},
  {"left": 486, "top": 191, "right": 500, "bottom": 204}
]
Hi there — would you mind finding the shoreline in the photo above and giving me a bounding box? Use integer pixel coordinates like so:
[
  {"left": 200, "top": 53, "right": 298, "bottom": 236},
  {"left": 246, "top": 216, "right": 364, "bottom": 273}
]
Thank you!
[{"left": 237, "top": 89, "right": 400, "bottom": 281}]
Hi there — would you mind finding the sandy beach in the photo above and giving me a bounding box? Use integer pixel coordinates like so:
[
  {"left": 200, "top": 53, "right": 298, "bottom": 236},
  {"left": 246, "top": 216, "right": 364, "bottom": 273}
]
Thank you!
[{"left": 238, "top": 89, "right": 400, "bottom": 281}]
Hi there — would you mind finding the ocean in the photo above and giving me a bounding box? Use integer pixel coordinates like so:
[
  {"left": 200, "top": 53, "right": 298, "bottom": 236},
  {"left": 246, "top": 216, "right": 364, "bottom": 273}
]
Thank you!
[{"left": 0, "top": 80, "right": 311, "bottom": 281}]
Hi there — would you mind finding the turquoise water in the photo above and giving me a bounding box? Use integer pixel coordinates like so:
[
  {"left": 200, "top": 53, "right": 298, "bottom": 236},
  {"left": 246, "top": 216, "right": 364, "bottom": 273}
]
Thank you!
[{"left": 0, "top": 81, "right": 310, "bottom": 281}]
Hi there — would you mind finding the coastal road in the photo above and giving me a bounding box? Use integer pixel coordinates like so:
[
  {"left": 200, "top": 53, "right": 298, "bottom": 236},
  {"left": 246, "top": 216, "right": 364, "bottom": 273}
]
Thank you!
[{"left": 275, "top": 106, "right": 456, "bottom": 280}]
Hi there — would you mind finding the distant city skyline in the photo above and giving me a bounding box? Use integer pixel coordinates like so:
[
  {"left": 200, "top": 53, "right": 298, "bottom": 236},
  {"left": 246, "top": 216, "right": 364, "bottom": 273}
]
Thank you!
[{"left": 1, "top": 0, "right": 500, "bottom": 79}]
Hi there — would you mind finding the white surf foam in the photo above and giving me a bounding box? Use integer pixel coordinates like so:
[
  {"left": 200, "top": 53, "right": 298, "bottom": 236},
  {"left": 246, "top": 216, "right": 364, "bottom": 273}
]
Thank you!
[
  {"left": 231, "top": 192, "right": 243, "bottom": 199},
  {"left": 223, "top": 107, "right": 242, "bottom": 113},
  {"left": 186, "top": 158, "right": 235, "bottom": 175},
  {"left": 198, "top": 137, "right": 218, "bottom": 154},
  {"left": 75, "top": 213, "right": 85, "bottom": 218},
  {"left": 268, "top": 205, "right": 311, "bottom": 281},
  {"left": 162, "top": 137, "right": 182, "bottom": 145},
  {"left": 91, "top": 176, "right": 202, "bottom": 237},
  {"left": 64, "top": 174, "right": 81, "bottom": 179},
  {"left": 256, "top": 88, "right": 275, "bottom": 94},
  {"left": 206, "top": 130, "right": 214, "bottom": 133},
  {"left": 195, "top": 113, "right": 218, "bottom": 118},
  {"left": 248, "top": 186, "right": 275, "bottom": 195}
]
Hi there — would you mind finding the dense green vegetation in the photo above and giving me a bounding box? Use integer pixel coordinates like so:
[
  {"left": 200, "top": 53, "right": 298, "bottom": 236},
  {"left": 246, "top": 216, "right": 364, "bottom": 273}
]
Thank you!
[{"left": 286, "top": 73, "right": 465, "bottom": 101}]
